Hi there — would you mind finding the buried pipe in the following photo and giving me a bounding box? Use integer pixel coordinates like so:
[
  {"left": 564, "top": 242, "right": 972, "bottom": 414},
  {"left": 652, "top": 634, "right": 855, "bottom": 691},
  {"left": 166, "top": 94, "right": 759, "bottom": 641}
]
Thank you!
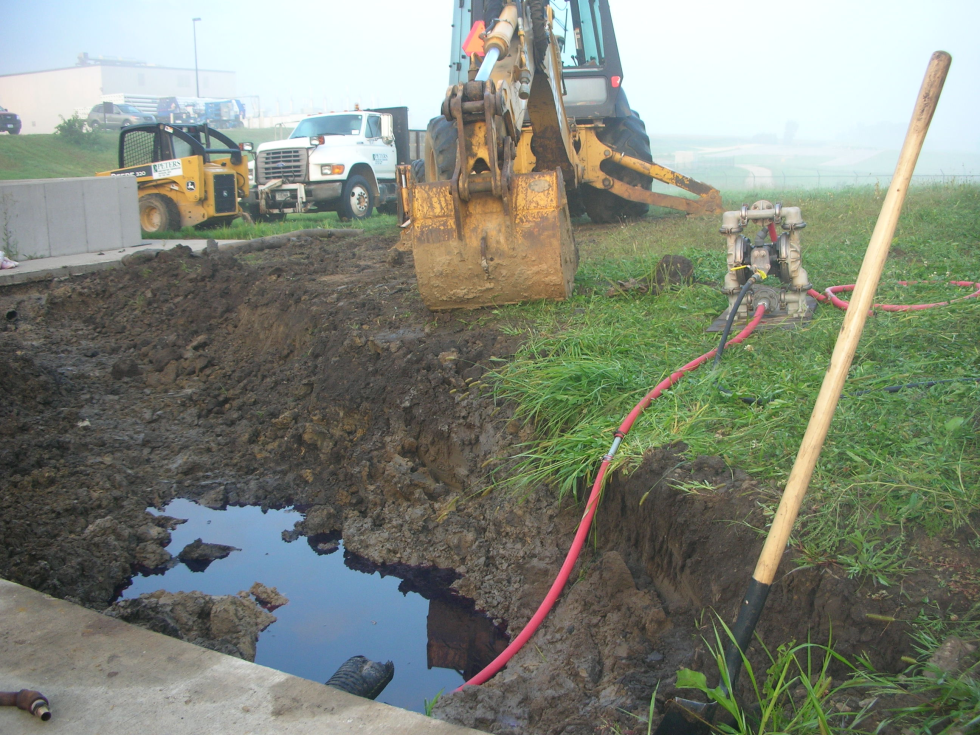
[
  {"left": 0, "top": 689, "right": 51, "bottom": 721},
  {"left": 458, "top": 303, "right": 768, "bottom": 689},
  {"left": 325, "top": 655, "right": 395, "bottom": 700}
]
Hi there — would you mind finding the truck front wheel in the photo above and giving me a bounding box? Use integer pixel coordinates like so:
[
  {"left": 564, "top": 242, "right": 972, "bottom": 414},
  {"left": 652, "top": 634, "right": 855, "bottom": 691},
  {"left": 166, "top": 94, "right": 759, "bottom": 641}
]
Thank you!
[{"left": 339, "top": 175, "right": 374, "bottom": 221}]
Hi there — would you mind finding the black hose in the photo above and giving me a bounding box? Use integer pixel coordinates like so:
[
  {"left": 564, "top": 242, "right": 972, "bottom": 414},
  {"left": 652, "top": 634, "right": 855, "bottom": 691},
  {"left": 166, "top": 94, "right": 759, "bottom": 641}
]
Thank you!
[
  {"left": 713, "top": 275, "right": 758, "bottom": 370},
  {"left": 849, "top": 377, "right": 980, "bottom": 397}
]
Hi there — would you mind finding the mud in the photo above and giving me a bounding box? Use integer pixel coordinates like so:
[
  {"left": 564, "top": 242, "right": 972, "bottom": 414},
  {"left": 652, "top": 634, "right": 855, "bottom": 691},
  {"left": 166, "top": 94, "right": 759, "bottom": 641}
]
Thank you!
[
  {"left": 1, "top": 232, "right": 977, "bottom": 734},
  {"left": 105, "top": 588, "right": 277, "bottom": 661}
]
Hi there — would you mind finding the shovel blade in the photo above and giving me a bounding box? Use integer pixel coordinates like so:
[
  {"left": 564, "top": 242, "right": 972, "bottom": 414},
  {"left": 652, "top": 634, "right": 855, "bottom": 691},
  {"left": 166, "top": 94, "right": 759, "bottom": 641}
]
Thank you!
[{"left": 653, "top": 698, "right": 715, "bottom": 735}]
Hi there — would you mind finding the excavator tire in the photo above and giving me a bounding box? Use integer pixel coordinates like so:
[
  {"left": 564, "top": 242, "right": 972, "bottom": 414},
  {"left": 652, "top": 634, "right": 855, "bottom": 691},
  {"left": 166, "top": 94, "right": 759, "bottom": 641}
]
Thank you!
[
  {"left": 423, "top": 116, "right": 458, "bottom": 182},
  {"left": 581, "top": 115, "right": 653, "bottom": 224}
]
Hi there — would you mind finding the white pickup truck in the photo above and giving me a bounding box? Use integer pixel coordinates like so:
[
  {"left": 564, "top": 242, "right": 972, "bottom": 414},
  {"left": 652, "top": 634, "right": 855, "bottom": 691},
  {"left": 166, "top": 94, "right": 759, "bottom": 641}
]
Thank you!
[{"left": 249, "top": 108, "right": 408, "bottom": 221}]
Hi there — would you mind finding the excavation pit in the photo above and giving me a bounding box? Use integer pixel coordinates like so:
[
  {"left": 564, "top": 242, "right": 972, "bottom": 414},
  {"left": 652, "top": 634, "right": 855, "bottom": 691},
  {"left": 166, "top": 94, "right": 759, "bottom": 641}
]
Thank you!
[{"left": 2, "top": 231, "right": 977, "bottom": 734}]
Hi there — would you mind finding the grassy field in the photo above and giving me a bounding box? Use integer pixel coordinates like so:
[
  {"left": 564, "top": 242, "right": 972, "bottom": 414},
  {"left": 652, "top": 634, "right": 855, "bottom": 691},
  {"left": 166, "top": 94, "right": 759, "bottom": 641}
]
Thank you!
[
  {"left": 491, "top": 183, "right": 980, "bottom": 732},
  {"left": 492, "top": 184, "right": 980, "bottom": 580}
]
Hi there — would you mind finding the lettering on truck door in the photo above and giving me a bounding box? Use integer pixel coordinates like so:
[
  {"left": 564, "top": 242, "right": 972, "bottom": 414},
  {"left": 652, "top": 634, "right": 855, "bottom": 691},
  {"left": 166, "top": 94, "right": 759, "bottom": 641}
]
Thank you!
[{"left": 365, "top": 115, "right": 395, "bottom": 180}]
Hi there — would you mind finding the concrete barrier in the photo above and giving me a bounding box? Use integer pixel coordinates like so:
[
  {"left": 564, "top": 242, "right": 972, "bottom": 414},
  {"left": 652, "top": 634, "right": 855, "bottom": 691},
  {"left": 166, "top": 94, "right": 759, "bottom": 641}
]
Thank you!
[{"left": 0, "top": 176, "right": 141, "bottom": 260}]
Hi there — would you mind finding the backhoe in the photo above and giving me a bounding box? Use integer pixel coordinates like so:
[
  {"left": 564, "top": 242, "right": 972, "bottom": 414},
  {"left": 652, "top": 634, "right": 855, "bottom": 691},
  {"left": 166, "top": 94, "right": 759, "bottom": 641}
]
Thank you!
[{"left": 398, "top": 0, "right": 722, "bottom": 309}]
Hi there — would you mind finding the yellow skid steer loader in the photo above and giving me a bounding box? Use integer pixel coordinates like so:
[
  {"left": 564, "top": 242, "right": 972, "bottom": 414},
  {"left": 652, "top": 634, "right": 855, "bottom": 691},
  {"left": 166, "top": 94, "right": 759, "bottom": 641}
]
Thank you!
[{"left": 98, "top": 123, "right": 251, "bottom": 234}]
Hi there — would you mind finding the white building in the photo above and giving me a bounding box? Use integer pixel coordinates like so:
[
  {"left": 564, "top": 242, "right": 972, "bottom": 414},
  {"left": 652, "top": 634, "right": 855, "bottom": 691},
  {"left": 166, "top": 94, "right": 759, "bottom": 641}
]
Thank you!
[{"left": 0, "top": 57, "right": 236, "bottom": 134}]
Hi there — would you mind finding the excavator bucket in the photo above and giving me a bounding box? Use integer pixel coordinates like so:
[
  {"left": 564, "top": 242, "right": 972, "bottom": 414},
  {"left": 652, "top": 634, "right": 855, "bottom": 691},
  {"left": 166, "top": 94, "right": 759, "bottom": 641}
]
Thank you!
[{"left": 401, "top": 166, "right": 577, "bottom": 311}]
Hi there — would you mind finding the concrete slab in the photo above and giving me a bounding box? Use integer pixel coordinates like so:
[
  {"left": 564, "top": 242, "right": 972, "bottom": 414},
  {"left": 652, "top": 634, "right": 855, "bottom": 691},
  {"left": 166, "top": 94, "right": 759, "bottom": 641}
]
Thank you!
[
  {"left": 0, "top": 177, "right": 140, "bottom": 260},
  {"left": 0, "top": 181, "right": 48, "bottom": 258},
  {"left": 81, "top": 178, "right": 126, "bottom": 252},
  {"left": 0, "top": 239, "right": 225, "bottom": 287},
  {"left": 0, "top": 579, "right": 483, "bottom": 734}
]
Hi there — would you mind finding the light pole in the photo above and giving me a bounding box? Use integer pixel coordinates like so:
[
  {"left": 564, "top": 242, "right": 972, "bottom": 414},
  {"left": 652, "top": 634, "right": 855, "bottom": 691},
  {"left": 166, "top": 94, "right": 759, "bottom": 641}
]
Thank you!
[{"left": 192, "top": 17, "right": 201, "bottom": 98}]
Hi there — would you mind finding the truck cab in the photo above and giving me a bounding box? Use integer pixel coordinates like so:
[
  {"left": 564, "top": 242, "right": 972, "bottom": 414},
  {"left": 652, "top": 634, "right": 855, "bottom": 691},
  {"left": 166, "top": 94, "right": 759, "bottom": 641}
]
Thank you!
[{"left": 251, "top": 108, "right": 406, "bottom": 221}]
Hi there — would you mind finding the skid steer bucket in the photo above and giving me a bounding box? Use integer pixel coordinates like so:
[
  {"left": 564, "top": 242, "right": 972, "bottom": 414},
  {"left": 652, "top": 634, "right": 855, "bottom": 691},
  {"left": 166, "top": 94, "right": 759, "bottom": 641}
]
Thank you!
[{"left": 402, "top": 166, "right": 577, "bottom": 311}]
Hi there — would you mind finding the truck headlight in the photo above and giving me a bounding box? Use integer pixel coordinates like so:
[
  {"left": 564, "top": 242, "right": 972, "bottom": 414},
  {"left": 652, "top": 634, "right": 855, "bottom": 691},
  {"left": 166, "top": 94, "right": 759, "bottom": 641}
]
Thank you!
[{"left": 320, "top": 164, "right": 345, "bottom": 176}]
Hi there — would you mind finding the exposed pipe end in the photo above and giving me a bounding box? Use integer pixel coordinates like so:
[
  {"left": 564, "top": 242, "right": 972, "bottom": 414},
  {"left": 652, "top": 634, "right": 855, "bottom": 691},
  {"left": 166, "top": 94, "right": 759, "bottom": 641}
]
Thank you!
[
  {"left": 31, "top": 699, "right": 51, "bottom": 721},
  {"left": 0, "top": 690, "right": 51, "bottom": 721}
]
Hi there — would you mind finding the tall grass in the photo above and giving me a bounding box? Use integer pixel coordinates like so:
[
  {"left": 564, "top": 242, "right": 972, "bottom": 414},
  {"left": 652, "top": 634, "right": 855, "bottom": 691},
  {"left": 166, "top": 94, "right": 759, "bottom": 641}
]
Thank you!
[
  {"left": 148, "top": 210, "right": 397, "bottom": 241},
  {"left": 492, "top": 183, "right": 980, "bottom": 575}
]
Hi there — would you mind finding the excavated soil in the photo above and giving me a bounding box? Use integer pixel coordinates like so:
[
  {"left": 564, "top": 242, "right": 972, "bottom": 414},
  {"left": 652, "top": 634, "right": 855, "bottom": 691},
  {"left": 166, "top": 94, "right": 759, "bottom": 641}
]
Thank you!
[{"left": 2, "top": 232, "right": 978, "bottom": 734}]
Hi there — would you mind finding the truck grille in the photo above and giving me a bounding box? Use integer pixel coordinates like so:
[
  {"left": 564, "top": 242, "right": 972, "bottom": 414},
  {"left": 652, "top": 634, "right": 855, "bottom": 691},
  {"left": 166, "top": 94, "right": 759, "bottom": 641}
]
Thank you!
[
  {"left": 257, "top": 148, "right": 307, "bottom": 184},
  {"left": 212, "top": 173, "right": 237, "bottom": 214}
]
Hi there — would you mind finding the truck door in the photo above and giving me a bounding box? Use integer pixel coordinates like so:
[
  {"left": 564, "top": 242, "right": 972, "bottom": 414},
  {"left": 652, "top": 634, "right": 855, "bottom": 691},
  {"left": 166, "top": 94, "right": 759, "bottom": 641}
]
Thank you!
[{"left": 364, "top": 114, "right": 395, "bottom": 181}]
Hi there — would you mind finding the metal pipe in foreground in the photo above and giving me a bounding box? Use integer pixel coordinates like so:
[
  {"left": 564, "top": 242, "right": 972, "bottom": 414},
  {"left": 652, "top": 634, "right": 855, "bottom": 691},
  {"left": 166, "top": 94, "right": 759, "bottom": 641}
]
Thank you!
[{"left": 0, "top": 689, "right": 52, "bottom": 721}]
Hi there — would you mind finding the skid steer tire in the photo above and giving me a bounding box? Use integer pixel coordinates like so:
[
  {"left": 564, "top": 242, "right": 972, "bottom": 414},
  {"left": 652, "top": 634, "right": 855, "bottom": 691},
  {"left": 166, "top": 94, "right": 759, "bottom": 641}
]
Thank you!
[
  {"left": 581, "top": 115, "right": 653, "bottom": 224},
  {"left": 411, "top": 158, "right": 426, "bottom": 184},
  {"left": 138, "top": 193, "right": 181, "bottom": 234},
  {"left": 424, "top": 116, "right": 458, "bottom": 182}
]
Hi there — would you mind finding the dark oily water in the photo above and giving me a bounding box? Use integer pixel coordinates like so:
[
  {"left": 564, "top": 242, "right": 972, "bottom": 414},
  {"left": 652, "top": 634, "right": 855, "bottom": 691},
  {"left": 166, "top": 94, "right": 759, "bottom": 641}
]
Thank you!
[{"left": 121, "top": 499, "right": 508, "bottom": 712}]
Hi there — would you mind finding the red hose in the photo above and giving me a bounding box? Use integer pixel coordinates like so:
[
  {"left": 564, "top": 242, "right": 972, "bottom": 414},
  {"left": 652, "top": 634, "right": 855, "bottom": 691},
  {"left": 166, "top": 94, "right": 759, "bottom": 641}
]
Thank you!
[
  {"left": 459, "top": 304, "right": 768, "bottom": 689},
  {"left": 823, "top": 280, "right": 980, "bottom": 312}
]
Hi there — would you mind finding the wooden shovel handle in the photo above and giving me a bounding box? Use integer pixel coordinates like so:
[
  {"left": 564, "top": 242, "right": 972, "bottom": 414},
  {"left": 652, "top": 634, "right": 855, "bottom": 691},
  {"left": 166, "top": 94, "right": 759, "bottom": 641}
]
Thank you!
[{"left": 754, "top": 51, "right": 952, "bottom": 585}]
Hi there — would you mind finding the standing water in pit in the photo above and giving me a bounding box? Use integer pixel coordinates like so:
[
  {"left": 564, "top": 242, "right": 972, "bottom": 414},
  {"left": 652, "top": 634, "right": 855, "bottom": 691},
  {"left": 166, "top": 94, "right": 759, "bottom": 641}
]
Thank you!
[{"left": 120, "top": 499, "right": 508, "bottom": 712}]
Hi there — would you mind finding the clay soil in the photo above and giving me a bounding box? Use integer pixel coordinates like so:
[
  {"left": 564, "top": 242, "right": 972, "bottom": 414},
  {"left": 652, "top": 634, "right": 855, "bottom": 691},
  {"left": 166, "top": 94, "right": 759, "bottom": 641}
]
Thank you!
[{"left": 2, "top": 232, "right": 977, "bottom": 734}]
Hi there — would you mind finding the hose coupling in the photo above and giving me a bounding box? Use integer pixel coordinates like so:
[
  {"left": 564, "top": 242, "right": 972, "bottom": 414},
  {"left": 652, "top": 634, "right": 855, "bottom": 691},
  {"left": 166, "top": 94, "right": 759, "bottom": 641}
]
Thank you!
[{"left": 0, "top": 690, "right": 51, "bottom": 721}]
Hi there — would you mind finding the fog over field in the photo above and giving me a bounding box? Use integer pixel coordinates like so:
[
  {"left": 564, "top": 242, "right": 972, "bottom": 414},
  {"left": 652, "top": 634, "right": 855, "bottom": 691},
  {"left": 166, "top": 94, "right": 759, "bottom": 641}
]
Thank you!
[{"left": 1, "top": 0, "right": 977, "bottom": 158}]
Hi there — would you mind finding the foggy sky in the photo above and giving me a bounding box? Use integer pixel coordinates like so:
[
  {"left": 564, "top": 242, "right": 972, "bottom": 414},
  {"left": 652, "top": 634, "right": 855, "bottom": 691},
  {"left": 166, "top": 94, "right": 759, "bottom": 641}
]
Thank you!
[{"left": 1, "top": 0, "right": 977, "bottom": 152}]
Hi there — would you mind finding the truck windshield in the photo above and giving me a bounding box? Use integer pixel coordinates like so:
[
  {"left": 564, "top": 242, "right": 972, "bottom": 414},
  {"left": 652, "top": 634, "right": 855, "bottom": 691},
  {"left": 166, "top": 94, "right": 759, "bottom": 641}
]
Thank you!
[
  {"left": 550, "top": 0, "right": 604, "bottom": 68},
  {"left": 291, "top": 115, "right": 363, "bottom": 139}
]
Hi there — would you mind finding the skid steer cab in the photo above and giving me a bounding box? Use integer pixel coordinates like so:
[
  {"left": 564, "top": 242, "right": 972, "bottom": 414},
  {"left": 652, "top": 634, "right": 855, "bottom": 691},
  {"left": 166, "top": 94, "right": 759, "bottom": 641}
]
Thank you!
[{"left": 97, "top": 123, "right": 251, "bottom": 234}]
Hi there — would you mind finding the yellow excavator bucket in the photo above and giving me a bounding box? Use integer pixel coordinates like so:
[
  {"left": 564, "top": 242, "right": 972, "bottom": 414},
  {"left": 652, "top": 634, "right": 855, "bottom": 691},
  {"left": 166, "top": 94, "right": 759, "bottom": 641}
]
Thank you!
[{"left": 404, "top": 168, "right": 577, "bottom": 311}]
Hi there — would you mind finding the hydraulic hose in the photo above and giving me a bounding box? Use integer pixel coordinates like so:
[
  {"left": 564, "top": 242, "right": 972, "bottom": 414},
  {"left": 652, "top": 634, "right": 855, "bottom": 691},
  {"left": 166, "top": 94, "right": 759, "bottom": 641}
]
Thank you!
[
  {"left": 459, "top": 303, "right": 768, "bottom": 689},
  {"left": 713, "top": 274, "right": 761, "bottom": 370}
]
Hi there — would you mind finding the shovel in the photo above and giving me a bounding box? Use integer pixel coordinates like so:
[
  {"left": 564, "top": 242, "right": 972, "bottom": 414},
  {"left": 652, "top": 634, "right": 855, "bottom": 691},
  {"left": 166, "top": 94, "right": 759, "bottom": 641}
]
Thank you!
[{"left": 654, "top": 49, "right": 952, "bottom": 735}]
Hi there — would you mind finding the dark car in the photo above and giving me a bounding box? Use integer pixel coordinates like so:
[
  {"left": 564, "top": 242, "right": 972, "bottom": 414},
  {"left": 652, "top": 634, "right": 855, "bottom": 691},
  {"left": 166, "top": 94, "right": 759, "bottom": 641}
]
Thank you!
[
  {"left": 87, "top": 102, "right": 156, "bottom": 131},
  {"left": 0, "top": 105, "right": 21, "bottom": 135}
]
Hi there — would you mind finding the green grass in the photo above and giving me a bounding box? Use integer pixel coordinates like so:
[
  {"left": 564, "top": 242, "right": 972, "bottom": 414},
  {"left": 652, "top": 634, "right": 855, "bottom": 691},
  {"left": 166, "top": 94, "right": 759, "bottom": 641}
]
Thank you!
[
  {"left": 490, "top": 183, "right": 980, "bottom": 580},
  {"left": 0, "top": 131, "right": 118, "bottom": 179},
  {"left": 671, "top": 605, "right": 980, "bottom": 734},
  {"left": 148, "top": 210, "right": 399, "bottom": 241}
]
